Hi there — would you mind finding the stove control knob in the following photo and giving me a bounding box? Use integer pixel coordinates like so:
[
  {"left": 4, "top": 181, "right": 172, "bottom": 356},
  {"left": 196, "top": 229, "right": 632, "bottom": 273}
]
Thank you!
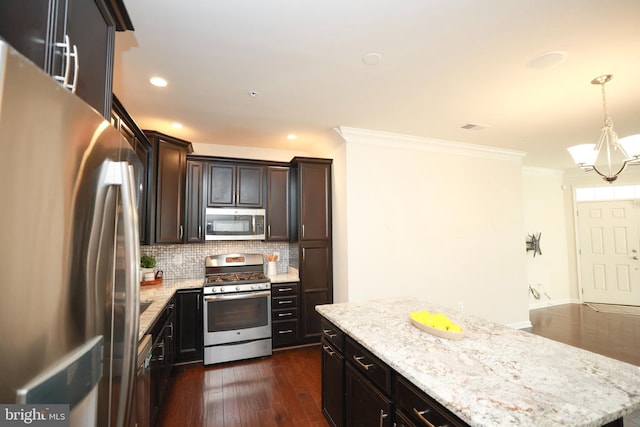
[
  {"left": 219, "top": 287, "right": 225, "bottom": 293},
  {"left": 236, "top": 286, "right": 241, "bottom": 291}
]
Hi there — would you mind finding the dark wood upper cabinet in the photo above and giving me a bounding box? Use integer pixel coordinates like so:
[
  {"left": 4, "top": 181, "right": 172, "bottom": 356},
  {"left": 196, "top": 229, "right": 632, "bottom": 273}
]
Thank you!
[
  {"left": 267, "top": 166, "right": 290, "bottom": 241},
  {"left": 0, "top": 0, "right": 133, "bottom": 119},
  {"left": 291, "top": 158, "right": 332, "bottom": 241},
  {"left": 145, "top": 131, "right": 193, "bottom": 244},
  {"left": 185, "top": 160, "right": 205, "bottom": 243},
  {"left": 207, "top": 162, "right": 264, "bottom": 208},
  {"left": 111, "top": 96, "right": 153, "bottom": 244}
]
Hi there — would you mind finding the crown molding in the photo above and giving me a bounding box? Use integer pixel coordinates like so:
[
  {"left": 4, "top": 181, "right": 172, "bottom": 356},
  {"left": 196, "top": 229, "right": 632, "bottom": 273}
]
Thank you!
[{"left": 337, "top": 126, "right": 526, "bottom": 162}]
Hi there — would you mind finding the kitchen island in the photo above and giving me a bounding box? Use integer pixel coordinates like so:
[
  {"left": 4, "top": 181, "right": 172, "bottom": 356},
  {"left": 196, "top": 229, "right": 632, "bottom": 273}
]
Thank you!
[{"left": 316, "top": 298, "right": 640, "bottom": 427}]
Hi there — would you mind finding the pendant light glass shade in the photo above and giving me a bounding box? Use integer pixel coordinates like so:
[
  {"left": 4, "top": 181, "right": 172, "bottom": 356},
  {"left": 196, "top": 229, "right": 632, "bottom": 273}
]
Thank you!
[
  {"left": 567, "top": 75, "right": 640, "bottom": 182},
  {"left": 618, "top": 134, "right": 640, "bottom": 159}
]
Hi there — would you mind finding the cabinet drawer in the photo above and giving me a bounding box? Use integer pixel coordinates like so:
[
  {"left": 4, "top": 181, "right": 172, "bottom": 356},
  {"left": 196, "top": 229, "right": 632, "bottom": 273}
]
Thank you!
[
  {"left": 273, "top": 307, "right": 297, "bottom": 320},
  {"left": 273, "top": 295, "right": 298, "bottom": 309},
  {"left": 273, "top": 320, "right": 299, "bottom": 347},
  {"left": 395, "top": 376, "right": 467, "bottom": 427},
  {"left": 321, "top": 318, "right": 344, "bottom": 353},
  {"left": 271, "top": 282, "right": 299, "bottom": 296},
  {"left": 345, "top": 336, "right": 392, "bottom": 396}
]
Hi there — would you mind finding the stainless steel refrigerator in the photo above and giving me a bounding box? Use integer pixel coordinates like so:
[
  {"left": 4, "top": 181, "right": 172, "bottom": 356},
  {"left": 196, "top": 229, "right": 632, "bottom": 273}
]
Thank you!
[{"left": 0, "top": 39, "right": 141, "bottom": 427}]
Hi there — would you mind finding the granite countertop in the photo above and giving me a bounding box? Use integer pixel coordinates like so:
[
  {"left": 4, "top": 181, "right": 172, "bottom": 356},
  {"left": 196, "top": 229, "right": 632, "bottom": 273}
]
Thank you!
[
  {"left": 138, "top": 278, "right": 202, "bottom": 339},
  {"left": 316, "top": 298, "right": 640, "bottom": 427}
]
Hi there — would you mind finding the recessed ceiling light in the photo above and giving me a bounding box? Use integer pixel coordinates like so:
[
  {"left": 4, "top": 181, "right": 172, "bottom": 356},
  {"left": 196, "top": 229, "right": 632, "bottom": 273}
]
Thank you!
[
  {"left": 527, "top": 51, "right": 567, "bottom": 70},
  {"left": 287, "top": 134, "right": 298, "bottom": 140},
  {"left": 362, "top": 52, "right": 382, "bottom": 65},
  {"left": 170, "top": 122, "right": 183, "bottom": 129},
  {"left": 149, "top": 76, "right": 168, "bottom": 87}
]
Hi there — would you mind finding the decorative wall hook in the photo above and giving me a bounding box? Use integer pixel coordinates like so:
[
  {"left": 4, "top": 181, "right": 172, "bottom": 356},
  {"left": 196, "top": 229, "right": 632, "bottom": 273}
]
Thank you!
[{"left": 526, "top": 232, "right": 542, "bottom": 257}]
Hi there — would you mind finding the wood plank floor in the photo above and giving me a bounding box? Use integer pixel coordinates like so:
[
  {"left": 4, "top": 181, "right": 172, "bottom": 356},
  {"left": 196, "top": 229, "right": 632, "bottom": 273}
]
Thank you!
[
  {"left": 156, "top": 346, "right": 327, "bottom": 427},
  {"left": 157, "top": 303, "right": 640, "bottom": 427}
]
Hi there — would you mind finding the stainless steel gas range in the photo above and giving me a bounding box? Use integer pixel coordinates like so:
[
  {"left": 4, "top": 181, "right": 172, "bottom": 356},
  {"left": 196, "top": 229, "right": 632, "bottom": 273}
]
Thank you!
[{"left": 202, "top": 254, "right": 272, "bottom": 365}]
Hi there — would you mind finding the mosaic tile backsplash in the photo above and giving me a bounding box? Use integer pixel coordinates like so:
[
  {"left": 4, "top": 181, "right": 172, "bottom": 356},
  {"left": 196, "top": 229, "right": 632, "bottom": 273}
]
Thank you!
[{"left": 141, "top": 241, "right": 296, "bottom": 280}]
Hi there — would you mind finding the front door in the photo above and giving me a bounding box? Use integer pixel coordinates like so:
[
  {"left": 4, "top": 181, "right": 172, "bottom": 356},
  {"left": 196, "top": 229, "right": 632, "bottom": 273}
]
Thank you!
[{"left": 577, "top": 200, "right": 640, "bottom": 305}]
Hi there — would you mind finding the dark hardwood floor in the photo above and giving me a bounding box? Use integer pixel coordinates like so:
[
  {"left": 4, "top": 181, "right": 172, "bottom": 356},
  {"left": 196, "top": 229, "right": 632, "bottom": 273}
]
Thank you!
[
  {"left": 156, "top": 346, "right": 327, "bottom": 427},
  {"left": 156, "top": 303, "right": 640, "bottom": 427}
]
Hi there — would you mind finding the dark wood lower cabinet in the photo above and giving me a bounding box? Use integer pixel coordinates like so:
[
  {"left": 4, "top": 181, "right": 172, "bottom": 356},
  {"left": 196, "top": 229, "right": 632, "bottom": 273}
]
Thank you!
[
  {"left": 174, "top": 288, "right": 203, "bottom": 364},
  {"left": 150, "top": 298, "right": 175, "bottom": 426},
  {"left": 321, "top": 338, "right": 344, "bottom": 427},
  {"left": 345, "top": 363, "right": 392, "bottom": 427}
]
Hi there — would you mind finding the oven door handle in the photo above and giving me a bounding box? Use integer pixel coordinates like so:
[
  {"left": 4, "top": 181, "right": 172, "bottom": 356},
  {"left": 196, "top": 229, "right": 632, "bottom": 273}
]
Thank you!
[{"left": 204, "top": 290, "right": 271, "bottom": 302}]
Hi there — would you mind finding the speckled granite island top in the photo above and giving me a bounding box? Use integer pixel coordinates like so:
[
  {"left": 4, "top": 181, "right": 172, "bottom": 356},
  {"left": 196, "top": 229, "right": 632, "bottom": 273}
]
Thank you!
[{"left": 316, "top": 298, "right": 640, "bottom": 427}]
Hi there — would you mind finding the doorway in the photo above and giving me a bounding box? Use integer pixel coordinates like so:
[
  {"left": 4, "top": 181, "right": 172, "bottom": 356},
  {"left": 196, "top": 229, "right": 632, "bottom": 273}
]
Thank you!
[{"left": 576, "top": 200, "right": 640, "bottom": 305}]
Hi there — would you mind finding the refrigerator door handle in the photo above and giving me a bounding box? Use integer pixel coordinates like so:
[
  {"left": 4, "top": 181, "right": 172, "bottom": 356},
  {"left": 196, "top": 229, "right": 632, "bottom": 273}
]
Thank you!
[{"left": 105, "top": 161, "right": 140, "bottom": 427}]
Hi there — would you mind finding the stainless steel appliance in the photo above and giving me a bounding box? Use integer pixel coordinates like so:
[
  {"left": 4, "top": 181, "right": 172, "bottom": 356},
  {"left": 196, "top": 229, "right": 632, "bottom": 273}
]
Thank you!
[
  {"left": 203, "top": 254, "right": 272, "bottom": 365},
  {"left": 0, "top": 40, "right": 141, "bottom": 427},
  {"left": 205, "top": 208, "right": 266, "bottom": 240}
]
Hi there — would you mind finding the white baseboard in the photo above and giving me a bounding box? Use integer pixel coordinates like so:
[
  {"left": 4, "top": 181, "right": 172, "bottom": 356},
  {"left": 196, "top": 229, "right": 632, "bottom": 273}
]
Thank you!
[
  {"left": 508, "top": 320, "right": 533, "bottom": 329},
  {"left": 528, "top": 298, "right": 575, "bottom": 310}
]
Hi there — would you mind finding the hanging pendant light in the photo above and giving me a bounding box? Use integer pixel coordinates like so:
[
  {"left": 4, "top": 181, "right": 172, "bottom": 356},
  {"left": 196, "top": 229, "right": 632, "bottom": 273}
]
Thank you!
[{"left": 567, "top": 75, "right": 640, "bottom": 182}]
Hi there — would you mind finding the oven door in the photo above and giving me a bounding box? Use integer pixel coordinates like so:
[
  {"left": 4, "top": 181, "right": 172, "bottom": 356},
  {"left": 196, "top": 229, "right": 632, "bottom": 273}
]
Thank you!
[{"left": 203, "top": 290, "right": 271, "bottom": 346}]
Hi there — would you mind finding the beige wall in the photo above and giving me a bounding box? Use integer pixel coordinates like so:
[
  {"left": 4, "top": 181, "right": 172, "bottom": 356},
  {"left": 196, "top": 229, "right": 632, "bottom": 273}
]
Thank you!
[
  {"left": 522, "top": 168, "right": 572, "bottom": 308},
  {"left": 337, "top": 128, "right": 530, "bottom": 327}
]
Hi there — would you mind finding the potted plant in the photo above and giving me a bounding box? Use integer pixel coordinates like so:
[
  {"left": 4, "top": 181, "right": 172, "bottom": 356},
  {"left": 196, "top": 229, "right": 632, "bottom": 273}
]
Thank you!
[{"left": 140, "top": 255, "right": 156, "bottom": 282}]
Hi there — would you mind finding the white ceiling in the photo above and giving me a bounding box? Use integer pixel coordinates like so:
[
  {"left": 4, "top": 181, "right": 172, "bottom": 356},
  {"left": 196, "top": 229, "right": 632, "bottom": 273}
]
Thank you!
[{"left": 112, "top": 0, "right": 640, "bottom": 169}]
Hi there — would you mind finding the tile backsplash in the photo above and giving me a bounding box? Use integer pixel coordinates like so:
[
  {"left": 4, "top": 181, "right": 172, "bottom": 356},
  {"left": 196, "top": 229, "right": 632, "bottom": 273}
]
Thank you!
[{"left": 141, "top": 241, "right": 294, "bottom": 280}]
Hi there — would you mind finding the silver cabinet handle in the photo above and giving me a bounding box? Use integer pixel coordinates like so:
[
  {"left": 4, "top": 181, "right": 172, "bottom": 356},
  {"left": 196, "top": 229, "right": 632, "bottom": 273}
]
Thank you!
[
  {"left": 277, "top": 312, "right": 293, "bottom": 317},
  {"left": 70, "top": 43, "right": 79, "bottom": 93},
  {"left": 278, "top": 299, "right": 293, "bottom": 305},
  {"left": 412, "top": 407, "right": 444, "bottom": 427},
  {"left": 322, "top": 345, "right": 335, "bottom": 356},
  {"left": 278, "top": 329, "right": 293, "bottom": 334},
  {"left": 322, "top": 328, "right": 337, "bottom": 338},
  {"left": 302, "top": 224, "right": 305, "bottom": 237},
  {"left": 198, "top": 225, "right": 202, "bottom": 238},
  {"left": 278, "top": 287, "right": 293, "bottom": 292},
  {"left": 352, "top": 355, "right": 373, "bottom": 371},
  {"left": 379, "top": 409, "right": 388, "bottom": 427},
  {"left": 166, "top": 323, "right": 173, "bottom": 339},
  {"left": 179, "top": 225, "right": 183, "bottom": 239},
  {"left": 54, "top": 35, "right": 71, "bottom": 87},
  {"left": 268, "top": 225, "right": 271, "bottom": 238}
]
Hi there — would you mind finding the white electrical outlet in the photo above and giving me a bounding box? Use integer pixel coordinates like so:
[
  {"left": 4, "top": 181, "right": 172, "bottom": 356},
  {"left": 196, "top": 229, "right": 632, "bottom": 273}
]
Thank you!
[{"left": 458, "top": 301, "right": 464, "bottom": 312}]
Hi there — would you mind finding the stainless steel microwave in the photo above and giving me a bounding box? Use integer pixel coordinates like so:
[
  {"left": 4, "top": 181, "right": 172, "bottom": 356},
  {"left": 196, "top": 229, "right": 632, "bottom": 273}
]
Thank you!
[{"left": 205, "top": 208, "right": 266, "bottom": 240}]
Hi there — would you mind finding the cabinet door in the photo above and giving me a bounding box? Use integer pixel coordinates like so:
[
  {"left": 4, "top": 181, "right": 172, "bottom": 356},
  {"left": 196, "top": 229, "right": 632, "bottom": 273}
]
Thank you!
[
  {"left": 65, "top": 0, "right": 114, "bottom": 117},
  {"left": 185, "top": 160, "right": 204, "bottom": 243},
  {"left": 156, "top": 140, "right": 187, "bottom": 243},
  {"left": 175, "top": 289, "right": 203, "bottom": 363},
  {"left": 345, "top": 363, "right": 392, "bottom": 427},
  {"left": 208, "top": 163, "right": 236, "bottom": 207},
  {"left": 299, "top": 161, "right": 331, "bottom": 240},
  {"left": 0, "top": 0, "right": 55, "bottom": 72},
  {"left": 237, "top": 165, "right": 264, "bottom": 207},
  {"left": 322, "top": 339, "right": 345, "bottom": 427},
  {"left": 267, "top": 166, "right": 290, "bottom": 240},
  {"left": 301, "top": 243, "right": 332, "bottom": 341}
]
